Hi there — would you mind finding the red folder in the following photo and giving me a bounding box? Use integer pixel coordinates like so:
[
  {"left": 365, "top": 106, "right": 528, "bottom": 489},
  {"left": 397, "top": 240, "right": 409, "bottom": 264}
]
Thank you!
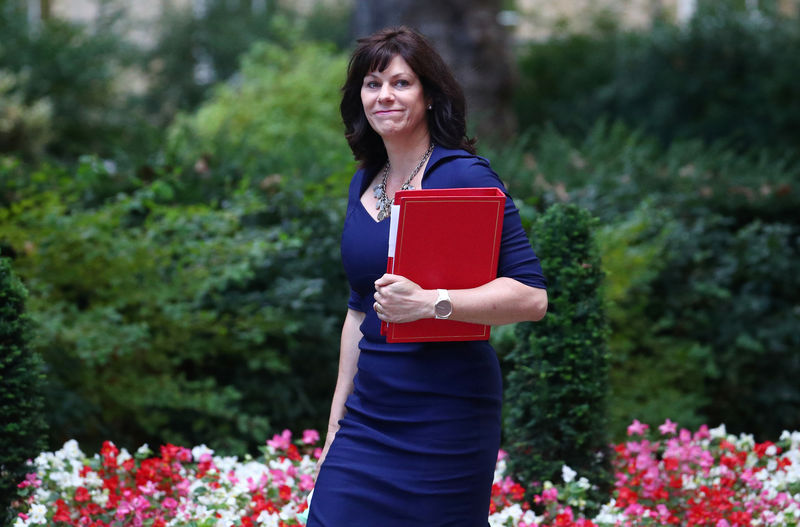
[{"left": 381, "top": 187, "right": 506, "bottom": 342}]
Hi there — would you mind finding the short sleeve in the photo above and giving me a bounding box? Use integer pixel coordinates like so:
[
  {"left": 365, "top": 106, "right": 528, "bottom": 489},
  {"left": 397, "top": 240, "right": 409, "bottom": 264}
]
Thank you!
[{"left": 347, "top": 287, "right": 365, "bottom": 312}]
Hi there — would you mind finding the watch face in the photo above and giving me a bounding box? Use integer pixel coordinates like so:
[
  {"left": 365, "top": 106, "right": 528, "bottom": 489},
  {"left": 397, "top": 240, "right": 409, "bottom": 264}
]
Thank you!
[{"left": 435, "top": 299, "right": 452, "bottom": 318}]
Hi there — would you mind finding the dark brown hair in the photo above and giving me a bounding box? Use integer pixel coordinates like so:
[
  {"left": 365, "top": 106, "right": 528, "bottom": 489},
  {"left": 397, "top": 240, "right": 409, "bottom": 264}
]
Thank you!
[{"left": 340, "top": 26, "right": 476, "bottom": 172}]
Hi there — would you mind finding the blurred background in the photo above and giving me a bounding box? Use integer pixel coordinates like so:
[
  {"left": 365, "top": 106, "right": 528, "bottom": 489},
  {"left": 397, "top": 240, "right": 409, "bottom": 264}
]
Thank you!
[{"left": 1, "top": 0, "right": 799, "bottom": 459}]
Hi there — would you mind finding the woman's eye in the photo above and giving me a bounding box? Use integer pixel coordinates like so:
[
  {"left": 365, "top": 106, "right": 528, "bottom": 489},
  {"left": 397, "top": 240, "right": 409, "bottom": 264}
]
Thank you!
[
  {"left": 365, "top": 81, "right": 380, "bottom": 89},
  {"left": 395, "top": 79, "right": 410, "bottom": 87}
]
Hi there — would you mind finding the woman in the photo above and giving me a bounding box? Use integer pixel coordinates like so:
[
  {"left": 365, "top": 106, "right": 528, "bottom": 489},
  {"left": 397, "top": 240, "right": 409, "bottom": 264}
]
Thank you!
[{"left": 307, "top": 26, "right": 547, "bottom": 527}]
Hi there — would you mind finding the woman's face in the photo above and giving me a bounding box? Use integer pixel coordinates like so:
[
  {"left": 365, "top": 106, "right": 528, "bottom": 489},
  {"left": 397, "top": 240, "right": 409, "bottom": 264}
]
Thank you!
[{"left": 361, "top": 55, "right": 429, "bottom": 141}]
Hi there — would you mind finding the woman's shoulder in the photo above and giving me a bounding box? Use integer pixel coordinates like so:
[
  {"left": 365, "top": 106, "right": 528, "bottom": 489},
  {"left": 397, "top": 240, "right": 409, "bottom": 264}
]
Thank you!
[
  {"left": 347, "top": 166, "right": 373, "bottom": 200},
  {"left": 425, "top": 146, "right": 502, "bottom": 190}
]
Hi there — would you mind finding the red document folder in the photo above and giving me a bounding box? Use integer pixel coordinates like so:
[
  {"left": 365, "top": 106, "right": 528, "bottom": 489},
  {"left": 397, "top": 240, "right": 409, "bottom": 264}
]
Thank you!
[{"left": 381, "top": 187, "right": 506, "bottom": 342}]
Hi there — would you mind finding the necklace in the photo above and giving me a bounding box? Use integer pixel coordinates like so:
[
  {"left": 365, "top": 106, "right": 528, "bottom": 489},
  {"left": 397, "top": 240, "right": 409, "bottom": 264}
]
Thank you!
[{"left": 373, "top": 143, "right": 434, "bottom": 221}]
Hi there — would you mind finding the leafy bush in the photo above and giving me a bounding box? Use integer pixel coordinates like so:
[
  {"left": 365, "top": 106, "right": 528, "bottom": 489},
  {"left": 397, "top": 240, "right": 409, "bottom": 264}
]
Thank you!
[
  {"left": 0, "top": 158, "right": 348, "bottom": 455},
  {"left": 139, "top": 0, "right": 352, "bottom": 128},
  {"left": 497, "top": 121, "right": 800, "bottom": 441},
  {"left": 0, "top": 258, "right": 47, "bottom": 519},
  {"left": 0, "top": 6, "right": 139, "bottom": 161},
  {"left": 0, "top": 71, "right": 53, "bottom": 158},
  {"left": 166, "top": 40, "right": 353, "bottom": 199},
  {"left": 504, "top": 203, "right": 612, "bottom": 508},
  {"left": 514, "top": 5, "right": 800, "bottom": 156}
]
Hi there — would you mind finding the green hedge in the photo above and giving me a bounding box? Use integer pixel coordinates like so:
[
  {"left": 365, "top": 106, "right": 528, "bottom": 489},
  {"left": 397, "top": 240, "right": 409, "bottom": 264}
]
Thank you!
[
  {"left": 514, "top": 5, "right": 800, "bottom": 156},
  {"left": 492, "top": 121, "right": 800, "bottom": 440},
  {"left": 0, "top": 5, "right": 140, "bottom": 161},
  {"left": 0, "top": 258, "right": 47, "bottom": 519},
  {"left": 504, "top": 203, "right": 611, "bottom": 509},
  {"left": 0, "top": 163, "right": 346, "bottom": 454}
]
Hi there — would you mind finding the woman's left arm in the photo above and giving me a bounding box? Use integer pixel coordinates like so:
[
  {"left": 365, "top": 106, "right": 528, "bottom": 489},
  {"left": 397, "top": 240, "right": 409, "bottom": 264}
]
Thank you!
[{"left": 373, "top": 273, "right": 547, "bottom": 326}]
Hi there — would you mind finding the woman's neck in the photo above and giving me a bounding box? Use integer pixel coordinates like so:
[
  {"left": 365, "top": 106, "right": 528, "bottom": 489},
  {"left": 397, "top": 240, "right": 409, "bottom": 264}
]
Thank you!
[{"left": 383, "top": 131, "right": 432, "bottom": 183}]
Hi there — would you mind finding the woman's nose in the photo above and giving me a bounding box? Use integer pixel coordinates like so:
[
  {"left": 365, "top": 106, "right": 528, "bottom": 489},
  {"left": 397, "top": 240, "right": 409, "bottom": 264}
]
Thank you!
[{"left": 378, "top": 85, "right": 394, "bottom": 103}]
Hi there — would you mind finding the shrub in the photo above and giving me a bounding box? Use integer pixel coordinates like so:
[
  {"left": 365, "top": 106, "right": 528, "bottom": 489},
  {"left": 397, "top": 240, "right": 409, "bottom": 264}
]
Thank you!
[
  {"left": 0, "top": 5, "right": 138, "bottom": 161},
  {"left": 514, "top": 6, "right": 800, "bottom": 156},
  {"left": 0, "top": 164, "right": 347, "bottom": 455},
  {"left": 496, "top": 121, "right": 800, "bottom": 441},
  {"left": 0, "top": 71, "right": 53, "bottom": 158},
  {"left": 166, "top": 40, "right": 353, "bottom": 199},
  {"left": 504, "top": 203, "right": 612, "bottom": 509},
  {"left": 0, "top": 258, "right": 47, "bottom": 519}
]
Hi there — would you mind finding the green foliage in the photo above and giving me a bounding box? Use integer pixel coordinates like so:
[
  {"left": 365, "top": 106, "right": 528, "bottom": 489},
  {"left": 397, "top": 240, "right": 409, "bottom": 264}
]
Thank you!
[
  {"left": 0, "top": 154, "right": 348, "bottom": 454},
  {"left": 514, "top": 6, "right": 800, "bottom": 155},
  {"left": 140, "top": 0, "right": 352, "bottom": 128},
  {"left": 167, "top": 40, "right": 353, "bottom": 197},
  {"left": 139, "top": 0, "right": 289, "bottom": 125},
  {"left": 597, "top": 202, "right": 709, "bottom": 435},
  {"left": 0, "top": 5, "right": 139, "bottom": 160},
  {"left": 0, "top": 70, "right": 53, "bottom": 157},
  {"left": 0, "top": 29, "right": 359, "bottom": 454},
  {"left": 504, "top": 203, "right": 612, "bottom": 509},
  {"left": 499, "top": 121, "right": 800, "bottom": 440},
  {"left": 0, "top": 258, "right": 47, "bottom": 518}
]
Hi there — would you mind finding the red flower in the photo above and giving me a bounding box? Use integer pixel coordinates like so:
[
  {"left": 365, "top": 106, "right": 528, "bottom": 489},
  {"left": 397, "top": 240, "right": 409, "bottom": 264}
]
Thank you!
[
  {"left": 53, "top": 499, "right": 72, "bottom": 523},
  {"left": 74, "top": 486, "right": 90, "bottom": 502},
  {"left": 279, "top": 484, "right": 292, "bottom": 502}
]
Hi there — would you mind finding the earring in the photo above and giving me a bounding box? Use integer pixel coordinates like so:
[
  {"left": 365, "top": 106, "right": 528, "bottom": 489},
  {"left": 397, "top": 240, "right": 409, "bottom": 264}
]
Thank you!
[{"left": 427, "top": 104, "right": 432, "bottom": 110}]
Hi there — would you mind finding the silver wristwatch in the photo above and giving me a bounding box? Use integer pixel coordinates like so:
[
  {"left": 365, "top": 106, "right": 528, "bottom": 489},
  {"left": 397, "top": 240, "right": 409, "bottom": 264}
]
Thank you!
[{"left": 434, "top": 289, "right": 453, "bottom": 320}]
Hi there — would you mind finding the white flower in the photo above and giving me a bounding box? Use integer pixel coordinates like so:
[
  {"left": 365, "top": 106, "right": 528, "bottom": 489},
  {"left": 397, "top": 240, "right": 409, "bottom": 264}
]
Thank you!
[
  {"left": 737, "top": 433, "right": 755, "bottom": 449},
  {"left": 279, "top": 502, "right": 297, "bottom": 520},
  {"left": 561, "top": 464, "right": 577, "bottom": 483},
  {"left": 28, "top": 504, "right": 47, "bottom": 524},
  {"left": 521, "top": 509, "right": 538, "bottom": 523},
  {"left": 594, "top": 499, "right": 626, "bottom": 524},
  {"left": 84, "top": 470, "right": 102, "bottom": 487},
  {"left": 61, "top": 440, "right": 84, "bottom": 461},
  {"left": 116, "top": 449, "right": 132, "bottom": 466},
  {"left": 577, "top": 476, "right": 591, "bottom": 490},
  {"left": 709, "top": 424, "right": 727, "bottom": 439},
  {"left": 489, "top": 504, "right": 525, "bottom": 526},
  {"left": 93, "top": 489, "right": 109, "bottom": 507},
  {"left": 192, "top": 444, "right": 215, "bottom": 461},
  {"left": 493, "top": 457, "right": 507, "bottom": 483},
  {"left": 256, "top": 510, "right": 280, "bottom": 526}
]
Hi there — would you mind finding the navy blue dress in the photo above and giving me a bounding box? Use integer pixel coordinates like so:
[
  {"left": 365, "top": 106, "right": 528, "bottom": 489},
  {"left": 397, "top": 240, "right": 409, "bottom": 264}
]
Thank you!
[{"left": 307, "top": 146, "right": 546, "bottom": 527}]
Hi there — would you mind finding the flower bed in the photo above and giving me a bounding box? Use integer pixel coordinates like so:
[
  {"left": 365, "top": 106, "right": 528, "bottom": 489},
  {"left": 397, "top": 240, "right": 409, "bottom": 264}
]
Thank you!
[{"left": 12, "top": 421, "right": 800, "bottom": 526}]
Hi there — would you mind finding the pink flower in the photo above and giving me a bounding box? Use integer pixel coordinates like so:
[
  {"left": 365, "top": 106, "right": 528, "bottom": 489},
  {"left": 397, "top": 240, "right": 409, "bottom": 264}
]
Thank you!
[
  {"left": 17, "top": 473, "right": 41, "bottom": 489},
  {"left": 658, "top": 419, "right": 677, "bottom": 435},
  {"left": 267, "top": 429, "right": 292, "bottom": 450},
  {"left": 313, "top": 447, "right": 323, "bottom": 459},
  {"left": 627, "top": 419, "right": 650, "bottom": 436},
  {"left": 679, "top": 428, "right": 692, "bottom": 442},
  {"left": 299, "top": 474, "right": 315, "bottom": 491},
  {"left": 497, "top": 449, "right": 508, "bottom": 461},
  {"left": 162, "top": 497, "right": 178, "bottom": 509},
  {"left": 302, "top": 429, "right": 320, "bottom": 445},
  {"left": 694, "top": 424, "right": 710, "bottom": 440},
  {"left": 541, "top": 487, "right": 558, "bottom": 502},
  {"left": 138, "top": 481, "right": 157, "bottom": 495},
  {"left": 270, "top": 468, "right": 287, "bottom": 486}
]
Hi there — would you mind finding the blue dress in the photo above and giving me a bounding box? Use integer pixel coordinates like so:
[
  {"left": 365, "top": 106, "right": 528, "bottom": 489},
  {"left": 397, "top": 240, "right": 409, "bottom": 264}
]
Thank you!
[{"left": 307, "top": 146, "right": 546, "bottom": 527}]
